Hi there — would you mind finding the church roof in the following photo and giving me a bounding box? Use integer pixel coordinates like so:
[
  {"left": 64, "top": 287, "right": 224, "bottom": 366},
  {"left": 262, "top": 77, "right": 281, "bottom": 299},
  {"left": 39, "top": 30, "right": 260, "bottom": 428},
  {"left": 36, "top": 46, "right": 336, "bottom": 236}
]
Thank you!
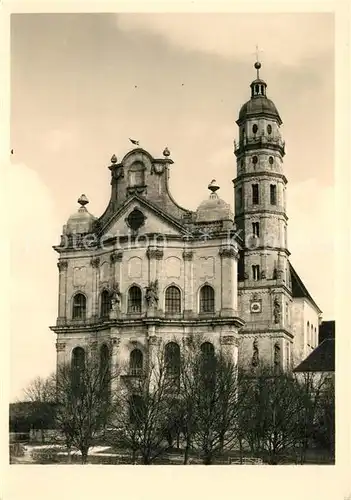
[
  {"left": 289, "top": 263, "right": 322, "bottom": 313},
  {"left": 293, "top": 339, "right": 335, "bottom": 373},
  {"left": 238, "top": 96, "right": 282, "bottom": 125}
]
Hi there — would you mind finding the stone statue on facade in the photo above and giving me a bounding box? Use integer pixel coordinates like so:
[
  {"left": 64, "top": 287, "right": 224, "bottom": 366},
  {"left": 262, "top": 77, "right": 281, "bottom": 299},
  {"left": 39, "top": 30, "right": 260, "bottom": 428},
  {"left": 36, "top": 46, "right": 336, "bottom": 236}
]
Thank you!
[
  {"left": 109, "top": 282, "right": 122, "bottom": 312},
  {"left": 273, "top": 297, "right": 281, "bottom": 324},
  {"left": 252, "top": 339, "right": 259, "bottom": 368},
  {"left": 145, "top": 280, "right": 159, "bottom": 308}
]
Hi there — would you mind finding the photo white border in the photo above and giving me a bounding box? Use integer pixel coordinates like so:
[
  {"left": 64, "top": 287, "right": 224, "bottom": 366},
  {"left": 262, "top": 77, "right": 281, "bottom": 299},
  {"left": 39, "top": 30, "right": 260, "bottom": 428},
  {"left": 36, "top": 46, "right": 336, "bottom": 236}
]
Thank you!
[{"left": 1, "top": 1, "right": 349, "bottom": 499}]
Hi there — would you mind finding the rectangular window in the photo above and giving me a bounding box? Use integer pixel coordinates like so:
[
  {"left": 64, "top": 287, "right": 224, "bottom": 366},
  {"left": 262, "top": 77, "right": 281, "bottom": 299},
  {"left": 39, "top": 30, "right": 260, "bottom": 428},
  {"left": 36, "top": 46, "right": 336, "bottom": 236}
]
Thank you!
[
  {"left": 270, "top": 184, "right": 277, "bottom": 205},
  {"left": 237, "top": 187, "right": 243, "bottom": 209},
  {"left": 252, "top": 222, "right": 260, "bottom": 237},
  {"left": 252, "top": 265, "right": 260, "bottom": 281},
  {"left": 252, "top": 184, "right": 259, "bottom": 204}
]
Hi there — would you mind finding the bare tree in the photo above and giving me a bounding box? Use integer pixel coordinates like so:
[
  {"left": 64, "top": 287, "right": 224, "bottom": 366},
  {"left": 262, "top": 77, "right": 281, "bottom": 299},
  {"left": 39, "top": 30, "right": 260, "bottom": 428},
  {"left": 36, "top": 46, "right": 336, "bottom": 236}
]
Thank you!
[
  {"left": 55, "top": 349, "right": 119, "bottom": 464},
  {"left": 239, "top": 364, "right": 307, "bottom": 464},
  {"left": 21, "top": 375, "right": 56, "bottom": 443},
  {"left": 178, "top": 338, "right": 241, "bottom": 465},
  {"left": 293, "top": 371, "right": 332, "bottom": 463},
  {"left": 111, "top": 349, "right": 175, "bottom": 464}
]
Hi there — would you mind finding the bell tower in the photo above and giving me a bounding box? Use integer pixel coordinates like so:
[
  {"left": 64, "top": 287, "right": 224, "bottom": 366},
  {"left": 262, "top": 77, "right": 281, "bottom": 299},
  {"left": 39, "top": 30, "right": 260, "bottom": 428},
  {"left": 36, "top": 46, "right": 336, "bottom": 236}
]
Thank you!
[{"left": 233, "top": 60, "right": 293, "bottom": 370}]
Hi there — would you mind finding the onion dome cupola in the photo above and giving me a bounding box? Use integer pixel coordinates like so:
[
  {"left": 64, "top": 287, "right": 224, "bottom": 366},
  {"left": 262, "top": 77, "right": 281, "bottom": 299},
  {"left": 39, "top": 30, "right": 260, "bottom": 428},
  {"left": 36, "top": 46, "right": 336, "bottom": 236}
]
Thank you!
[
  {"left": 234, "top": 60, "right": 285, "bottom": 161},
  {"left": 196, "top": 180, "right": 233, "bottom": 222},
  {"left": 237, "top": 61, "right": 282, "bottom": 126},
  {"left": 63, "top": 194, "right": 97, "bottom": 235}
]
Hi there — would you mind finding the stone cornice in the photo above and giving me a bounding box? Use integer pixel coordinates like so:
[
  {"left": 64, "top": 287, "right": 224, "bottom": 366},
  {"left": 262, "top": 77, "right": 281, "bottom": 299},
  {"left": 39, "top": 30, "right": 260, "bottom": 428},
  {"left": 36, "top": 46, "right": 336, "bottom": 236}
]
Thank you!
[
  {"left": 239, "top": 329, "right": 294, "bottom": 340},
  {"left": 235, "top": 210, "right": 288, "bottom": 222},
  {"left": 50, "top": 315, "right": 245, "bottom": 334},
  {"left": 232, "top": 171, "right": 288, "bottom": 185}
]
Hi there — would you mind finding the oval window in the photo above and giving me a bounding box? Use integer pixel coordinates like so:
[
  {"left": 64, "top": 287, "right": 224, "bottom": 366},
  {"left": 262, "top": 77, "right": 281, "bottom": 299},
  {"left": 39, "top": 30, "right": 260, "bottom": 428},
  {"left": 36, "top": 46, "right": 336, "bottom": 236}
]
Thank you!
[
  {"left": 252, "top": 124, "right": 258, "bottom": 134},
  {"left": 267, "top": 124, "right": 272, "bottom": 134},
  {"left": 252, "top": 156, "right": 258, "bottom": 164},
  {"left": 269, "top": 156, "right": 274, "bottom": 165}
]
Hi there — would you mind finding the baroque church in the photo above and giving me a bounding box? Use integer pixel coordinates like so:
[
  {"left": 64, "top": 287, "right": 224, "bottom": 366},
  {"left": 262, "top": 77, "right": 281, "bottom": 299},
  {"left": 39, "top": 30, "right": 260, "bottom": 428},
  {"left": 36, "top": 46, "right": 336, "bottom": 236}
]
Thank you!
[{"left": 51, "top": 61, "right": 322, "bottom": 377}]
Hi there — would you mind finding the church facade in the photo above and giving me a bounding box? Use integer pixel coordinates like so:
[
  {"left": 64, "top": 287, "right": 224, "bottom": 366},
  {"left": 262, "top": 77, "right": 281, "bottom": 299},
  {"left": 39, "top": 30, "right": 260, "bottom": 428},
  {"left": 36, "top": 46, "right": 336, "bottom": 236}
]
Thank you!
[{"left": 50, "top": 62, "right": 322, "bottom": 377}]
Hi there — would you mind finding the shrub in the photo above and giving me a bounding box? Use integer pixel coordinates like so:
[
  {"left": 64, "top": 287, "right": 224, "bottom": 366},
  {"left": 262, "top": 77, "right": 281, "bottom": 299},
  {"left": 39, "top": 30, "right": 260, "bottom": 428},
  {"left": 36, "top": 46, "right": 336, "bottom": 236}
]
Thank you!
[{"left": 31, "top": 447, "right": 61, "bottom": 464}]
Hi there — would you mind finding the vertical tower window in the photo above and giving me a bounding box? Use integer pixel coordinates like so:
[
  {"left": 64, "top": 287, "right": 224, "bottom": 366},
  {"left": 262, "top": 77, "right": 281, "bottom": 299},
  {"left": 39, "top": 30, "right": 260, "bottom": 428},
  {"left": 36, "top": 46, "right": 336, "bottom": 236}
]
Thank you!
[
  {"left": 252, "top": 265, "right": 260, "bottom": 281},
  {"left": 270, "top": 184, "right": 277, "bottom": 205},
  {"left": 269, "top": 156, "right": 274, "bottom": 165},
  {"left": 252, "top": 222, "right": 260, "bottom": 237},
  {"left": 236, "top": 187, "right": 243, "bottom": 210},
  {"left": 252, "top": 155, "right": 258, "bottom": 164},
  {"left": 267, "top": 124, "right": 272, "bottom": 134},
  {"left": 252, "top": 184, "right": 259, "bottom": 204},
  {"left": 252, "top": 124, "right": 258, "bottom": 134}
]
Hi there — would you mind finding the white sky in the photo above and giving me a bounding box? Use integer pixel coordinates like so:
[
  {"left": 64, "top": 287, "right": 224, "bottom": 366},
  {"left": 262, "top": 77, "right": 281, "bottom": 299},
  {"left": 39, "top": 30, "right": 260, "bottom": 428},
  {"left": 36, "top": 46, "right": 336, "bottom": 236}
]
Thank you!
[{"left": 9, "top": 12, "right": 334, "bottom": 401}]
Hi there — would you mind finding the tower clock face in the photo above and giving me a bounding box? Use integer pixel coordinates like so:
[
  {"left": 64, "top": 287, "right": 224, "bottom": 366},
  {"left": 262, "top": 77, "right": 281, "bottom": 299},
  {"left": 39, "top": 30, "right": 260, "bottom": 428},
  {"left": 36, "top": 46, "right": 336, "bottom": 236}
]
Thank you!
[{"left": 250, "top": 301, "right": 262, "bottom": 313}]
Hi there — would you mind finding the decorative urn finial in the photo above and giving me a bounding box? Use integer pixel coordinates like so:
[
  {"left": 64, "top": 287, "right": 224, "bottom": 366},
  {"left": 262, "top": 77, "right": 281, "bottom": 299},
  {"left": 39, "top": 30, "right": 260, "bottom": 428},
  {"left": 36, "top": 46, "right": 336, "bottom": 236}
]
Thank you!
[
  {"left": 163, "top": 147, "right": 170, "bottom": 158},
  {"left": 78, "top": 194, "right": 89, "bottom": 207},
  {"left": 208, "top": 179, "right": 220, "bottom": 194},
  {"left": 110, "top": 154, "right": 117, "bottom": 164}
]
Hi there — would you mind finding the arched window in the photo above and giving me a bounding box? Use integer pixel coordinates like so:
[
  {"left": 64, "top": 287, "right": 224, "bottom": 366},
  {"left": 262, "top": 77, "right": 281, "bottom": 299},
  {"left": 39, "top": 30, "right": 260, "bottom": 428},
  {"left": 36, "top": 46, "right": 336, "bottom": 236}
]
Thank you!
[
  {"left": 72, "top": 293, "right": 86, "bottom": 320},
  {"left": 307, "top": 321, "right": 310, "bottom": 344},
  {"left": 165, "top": 286, "right": 181, "bottom": 314},
  {"left": 128, "top": 286, "right": 142, "bottom": 313},
  {"left": 129, "top": 394, "right": 143, "bottom": 425},
  {"left": 201, "top": 341, "right": 215, "bottom": 358},
  {"left": 100, "top": 290, "right": 111, "bottom": 318},
  {"left": 200, "top": 285, "right": 215, "bottom": 313},
  {"left": 71, "top": 346, "right": 85, "bottom": 370},
  {"left": 130, "top": 349, "right": 143, "bottom": 376},
  {"left": 71, "top": 347, "right": 85, "bottom": 391},
  {"left": 165, "top": 342, "right": 180, "bottom": 378}
]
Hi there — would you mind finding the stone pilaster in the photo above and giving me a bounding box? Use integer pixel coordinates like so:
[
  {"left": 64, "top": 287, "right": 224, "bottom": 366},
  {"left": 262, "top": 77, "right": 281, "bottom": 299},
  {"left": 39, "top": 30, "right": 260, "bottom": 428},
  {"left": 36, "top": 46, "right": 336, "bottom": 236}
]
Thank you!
[
  {"left": 219, "top": 246, "right": 239, "bottom": 315},
  {"left": 148, "top": 332, "right": 162, "bottom": 389},
  {"left": 110, "top": 337, "right": 121, "bottom": 391},
  {"left": 57, "top": 260, "right": 68, "bottom": 320},
  {"left": 90, "top": 256, "right": 100, "bottom": 318},
  {"left": 220, "top": 335, "right": 239, "bottom": 366},
  {"left": 183, "top": 250, "right": 194, "bottom": 314},
  {"left": 56, "top": 341, "right": 66, "bottom": 367},
  {"left": 146, "top": 248, "right": 163, "bottom": 282}
]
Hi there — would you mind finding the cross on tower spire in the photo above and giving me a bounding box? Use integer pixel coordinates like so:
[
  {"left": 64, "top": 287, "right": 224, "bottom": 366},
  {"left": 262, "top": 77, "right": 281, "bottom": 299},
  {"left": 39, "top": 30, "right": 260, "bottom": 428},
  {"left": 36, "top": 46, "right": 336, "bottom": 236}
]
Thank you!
[{"left": 254, "top": 45, "right": 263, "bottom": 78}]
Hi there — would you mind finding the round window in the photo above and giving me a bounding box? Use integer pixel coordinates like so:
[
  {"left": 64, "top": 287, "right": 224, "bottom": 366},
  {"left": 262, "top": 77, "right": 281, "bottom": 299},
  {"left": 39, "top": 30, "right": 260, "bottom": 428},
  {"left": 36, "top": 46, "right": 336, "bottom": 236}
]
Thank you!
[
  {"left": 252, "top": 156, "right": 258, "bottom": 164},
  {"left": 252, "top": 124, "right": 258, "bottom": 134},
  {"left": 127, "top": 208, "right": 145, "bottom": 231},
  {"left": 267, "top": 124, "right": 272, "bottom": 134},
  {"left": 269, "top": 156, "right": 274, "bottom": 165}
]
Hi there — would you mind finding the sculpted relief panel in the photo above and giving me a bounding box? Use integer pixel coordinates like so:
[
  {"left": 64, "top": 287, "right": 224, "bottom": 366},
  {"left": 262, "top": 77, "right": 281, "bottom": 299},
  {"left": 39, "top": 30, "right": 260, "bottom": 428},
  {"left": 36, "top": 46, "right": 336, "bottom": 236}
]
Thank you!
[
  {"left": 165, "top": 256, "right": 181, "bottom": 278},
  {"left": 128, "top": 256, "right": 142, "bottom": 278},
  {"left": 73, "top": 267, "right": 87, "bottom": 287},
  {"left": 199, "top": 256, "right": 215, "bottom": 279}
]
